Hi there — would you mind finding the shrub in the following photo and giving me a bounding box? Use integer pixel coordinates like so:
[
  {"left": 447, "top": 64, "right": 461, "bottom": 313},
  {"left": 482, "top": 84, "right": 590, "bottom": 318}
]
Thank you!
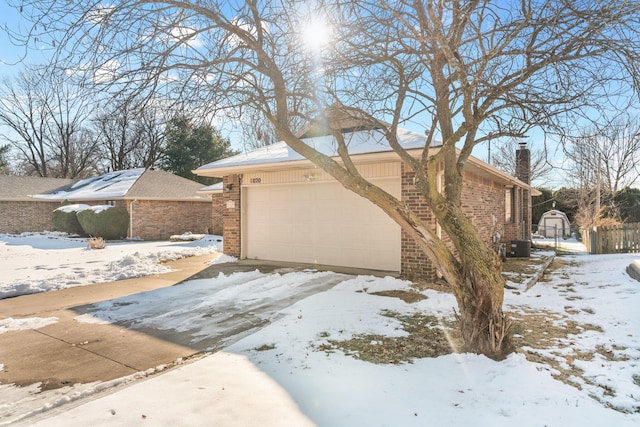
[
  {"left": 87, "top": 236, "right": 106, "bottom": 249},
  {"left": 77, "top": 206, "right": 129, "bottom": 240},
  {"left": 52, "top": 203, "right": 90, "bottom": 236}
]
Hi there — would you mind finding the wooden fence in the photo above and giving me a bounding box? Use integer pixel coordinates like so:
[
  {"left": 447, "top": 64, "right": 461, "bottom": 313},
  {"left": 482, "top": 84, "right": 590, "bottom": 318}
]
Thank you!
[{"left": 581, "top": 223, "right": 640, "bottom": 254}]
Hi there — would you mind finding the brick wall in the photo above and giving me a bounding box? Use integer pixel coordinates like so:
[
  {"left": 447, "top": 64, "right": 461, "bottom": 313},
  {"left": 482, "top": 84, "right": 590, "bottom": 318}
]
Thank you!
[
  {"left": 0, "top": 201, "right": 60, "bottom": 234},
  {"left": 222, "top": 175, "right": 242, "bottom": 257},
  {"left": 211, "top": 193, "right": 225, "bottom": 236},
  {"left": 460, "top": 171, "right": 506, "bottom": 245},
  {"left": 400, "top": 166, "right": 438, "bottom": 281},
  {"left": 400, "top": 166, "right": 516, "bottom": 281},
  {"left": 502, "top": 187, "right": 526, "bottom": 242},
  {"left": 128, "top": 200, "right": 211, "bottom": 240}
]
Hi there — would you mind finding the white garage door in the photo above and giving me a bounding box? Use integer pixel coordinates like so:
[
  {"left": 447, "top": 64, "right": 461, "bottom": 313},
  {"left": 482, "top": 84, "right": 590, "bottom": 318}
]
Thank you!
[{"left": 245, "top": 178, "right": 401, "bottom": 271}]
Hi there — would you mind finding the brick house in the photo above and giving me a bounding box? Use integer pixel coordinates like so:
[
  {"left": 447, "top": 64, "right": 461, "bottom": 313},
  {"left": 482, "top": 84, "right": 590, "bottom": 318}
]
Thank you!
[
  {"left": 0, "top": 176, "right": 75, "bottom": 234},
  {"left": 2, "top": 169, "right": 214, "bottom": 240},
  {"left": 195, "top": 126, "right": 537, "bottom": 280}
]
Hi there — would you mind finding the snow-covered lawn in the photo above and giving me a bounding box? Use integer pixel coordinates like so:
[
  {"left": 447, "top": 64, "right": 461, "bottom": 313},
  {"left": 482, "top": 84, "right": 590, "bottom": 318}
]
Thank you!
[
  {"left": 0, "top": 232, "right": 224, "bottom": 299},
  {"left": 1, "top": 233, "right": 639, "bottom": 426}
]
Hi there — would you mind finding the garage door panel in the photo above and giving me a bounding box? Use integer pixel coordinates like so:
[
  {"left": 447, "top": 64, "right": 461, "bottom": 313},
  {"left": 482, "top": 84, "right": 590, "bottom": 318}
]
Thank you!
[{"left": 246, "top": 179, "right": 400, "bottom": 271}]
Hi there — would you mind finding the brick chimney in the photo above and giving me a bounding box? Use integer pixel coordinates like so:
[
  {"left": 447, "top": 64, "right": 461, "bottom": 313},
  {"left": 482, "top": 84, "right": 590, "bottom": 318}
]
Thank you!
[
  {"left": 515, "top": 142, "right": 530, "bottom": 184},
  {"left": 515, "top": 142, "right": 531, "bottom": 240}
]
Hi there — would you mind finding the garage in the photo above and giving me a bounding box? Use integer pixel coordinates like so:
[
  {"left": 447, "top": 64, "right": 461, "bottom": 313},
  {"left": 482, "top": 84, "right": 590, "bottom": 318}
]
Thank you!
[{"left": 243, "top": 174, "right": 401, "bottom": 272}]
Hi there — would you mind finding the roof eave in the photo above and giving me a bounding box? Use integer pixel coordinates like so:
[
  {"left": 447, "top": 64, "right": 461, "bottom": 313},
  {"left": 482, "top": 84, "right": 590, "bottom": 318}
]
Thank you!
[
  {"left": 466, "top": 156, "right": 541, "bottom": 195},
  {"left": 1, "top": 197, "right": 62, "bottom": 202},
  {"left": 125, "top": 197, "right": 211, "bottom": 202},
  {"left": 31, "top": 196, "right": 210, "bottom": 203},
  {"left": 194, "top": 147, "right": 537, "bottom": 193},
  {"left": 193, "top": 148, "right": 428, "bottom": 178}
]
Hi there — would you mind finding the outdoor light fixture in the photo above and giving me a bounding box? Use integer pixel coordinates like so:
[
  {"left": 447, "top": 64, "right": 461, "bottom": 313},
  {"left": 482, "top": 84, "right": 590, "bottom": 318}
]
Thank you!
[
  {"left": 303, "top": 173, "right": 317, "bottom": 182},
  {"left": 225, "top": 183, "right": 233, "bottom": 192}
]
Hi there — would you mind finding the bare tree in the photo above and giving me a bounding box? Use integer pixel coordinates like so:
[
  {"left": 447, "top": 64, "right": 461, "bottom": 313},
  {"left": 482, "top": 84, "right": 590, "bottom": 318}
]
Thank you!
[
  {"left": 93, "top": 97, "right": 165, "bottom": 171},
  {"left": 0, "top": 144, "right": 10, "bottom": 174},
  {"left": 0, "top": 71, "right": 51, "bottom": 177},
  {"left": 564, "top": 117, "right": 640, "bottom": 226},
  {"left": 0, "top": 67, "right": 97, "bottom": 178},
  {"left": 14, "top": 0, "right": 640, "bottom": 358}
]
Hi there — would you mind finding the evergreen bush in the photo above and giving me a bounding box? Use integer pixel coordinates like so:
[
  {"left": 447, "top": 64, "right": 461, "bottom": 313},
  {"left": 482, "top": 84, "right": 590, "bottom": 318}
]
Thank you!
[
  {"left": 77, "top": 206, "right": 129, "bottom": 240},
  {"left": 52, "top": 203, "right": 89, "bottom": 236}
]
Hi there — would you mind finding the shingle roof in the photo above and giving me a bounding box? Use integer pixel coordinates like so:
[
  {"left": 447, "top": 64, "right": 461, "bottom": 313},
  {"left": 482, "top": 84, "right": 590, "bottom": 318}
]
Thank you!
[
  {"left": 195, "top": 128, "right": 428, "bottom": 172},
  {"left": 126, "top": 169, "right": 210, "bottom": 201},
  {"left": 0, "top": 175, "right": 76, "bottom": 201},
  {"left": 31, "top": 169, "right": 210, "bottom": 202}
]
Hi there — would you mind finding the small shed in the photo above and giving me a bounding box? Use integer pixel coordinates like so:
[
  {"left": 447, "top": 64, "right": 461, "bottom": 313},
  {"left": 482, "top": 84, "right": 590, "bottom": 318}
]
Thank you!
[{"left": 538, "top": 209, "right": 571, "bottom": 238}]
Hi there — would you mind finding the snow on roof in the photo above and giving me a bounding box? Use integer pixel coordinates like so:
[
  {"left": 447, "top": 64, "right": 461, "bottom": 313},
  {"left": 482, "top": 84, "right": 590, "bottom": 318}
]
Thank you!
[
  {"left": 198, "top": 182, "right": 224, "bottom": 193},
  {"left": 33, "top": 169, "right": 145, "bottom": 201},
  {"left": 196, "top": 127, "right": 429, "bottom": 172}
]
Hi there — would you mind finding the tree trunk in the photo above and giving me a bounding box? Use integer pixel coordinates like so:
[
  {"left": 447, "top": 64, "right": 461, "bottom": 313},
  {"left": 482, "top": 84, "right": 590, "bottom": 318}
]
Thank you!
[
  {"left": 278, "top": 128, "right": 513, "bottom": 360},
  {"left": 438, "top": 203, "right": 514, "bottom": 360}
]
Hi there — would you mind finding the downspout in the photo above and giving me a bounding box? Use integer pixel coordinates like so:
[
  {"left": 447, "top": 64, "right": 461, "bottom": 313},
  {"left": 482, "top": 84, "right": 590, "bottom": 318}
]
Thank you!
[{"left": 129, "top": 199, "right": 137, "bottom": 239}]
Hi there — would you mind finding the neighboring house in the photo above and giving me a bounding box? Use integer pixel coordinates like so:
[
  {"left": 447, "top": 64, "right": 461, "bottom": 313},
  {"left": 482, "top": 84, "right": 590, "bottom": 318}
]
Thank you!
[
  {"left": 194, "top": 123, "right": 539, "bottom": 281},
  {"left": 28, "top": 168, "right": 213, "bottom": 240},
  {"left": 197, "top": 182, "right": 224, "bottom": 235},
  {"left": 537, "top": 209, "right": 571, "bottom": 238},
  {"left": 0, "top": 176, "right": 76, "bottom": 234}
]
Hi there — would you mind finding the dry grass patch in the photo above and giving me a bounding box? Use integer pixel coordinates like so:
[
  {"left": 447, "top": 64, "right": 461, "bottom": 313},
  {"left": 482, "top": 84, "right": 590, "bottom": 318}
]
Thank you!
[
  {"left": 321, "top": 311, "right": 460, "bottom": 364},
  {"left": 539, "top": 258, "right": 572, "bottom": 282},
  {"left": 502, "top": 256, "right": 548, "bottom": 284},
  {"left": 409, "top": 279, "right": 451, "bottom": 294},
  {"left": 369, "top": 290, "right": 427, "bottom": 303},
  {"left": 509, "top": 307, "right": 637, "bottom": 412},
  {"left": 254, "top": 344, "right": 276, "bottom": 352},
  {"left": 595, "top": 345, "right": 629, "bottom": 362},
  {"left": 510, "top": 308, "right": 589, "bottom": 388}
]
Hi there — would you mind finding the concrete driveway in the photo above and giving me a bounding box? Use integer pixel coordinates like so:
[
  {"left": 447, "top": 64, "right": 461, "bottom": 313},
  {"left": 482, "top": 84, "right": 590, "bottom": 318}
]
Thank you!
[{"left": 0, "top": 256, "right": 355, "bottom": 424}]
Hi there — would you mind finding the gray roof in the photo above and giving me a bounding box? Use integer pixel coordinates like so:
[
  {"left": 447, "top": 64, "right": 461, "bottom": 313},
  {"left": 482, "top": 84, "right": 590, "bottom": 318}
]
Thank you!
[
  {"left": 126, "top": 169, "right": 210, "bottom": 201},
  {"left": 0, "top": 175, "right": 76, "bottom": 201}
]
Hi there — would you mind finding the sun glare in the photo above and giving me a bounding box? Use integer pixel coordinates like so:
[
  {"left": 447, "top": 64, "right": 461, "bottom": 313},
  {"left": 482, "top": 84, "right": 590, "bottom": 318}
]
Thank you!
[{"left": 301, "top": 18, "right": 333, "bottom": 52}]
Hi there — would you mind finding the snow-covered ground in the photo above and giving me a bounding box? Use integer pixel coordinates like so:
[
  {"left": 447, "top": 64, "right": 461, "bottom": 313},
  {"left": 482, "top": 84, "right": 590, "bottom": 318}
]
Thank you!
[
  {"left": 1, "top": 233, "right": 639, "bottom": 426},
  {"left": 0, "top": 232, "right": 224, "bottom": 299}
]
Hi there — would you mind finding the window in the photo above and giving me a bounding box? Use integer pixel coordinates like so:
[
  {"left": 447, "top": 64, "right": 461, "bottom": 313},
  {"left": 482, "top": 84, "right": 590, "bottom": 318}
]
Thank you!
[{"left": 505, "top": 188, "right": 514, "bottom": 223}]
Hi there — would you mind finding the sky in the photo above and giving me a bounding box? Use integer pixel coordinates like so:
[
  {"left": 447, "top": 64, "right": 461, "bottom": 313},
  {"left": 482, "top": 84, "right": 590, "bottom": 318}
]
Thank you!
[
  {"left": 1, "top": 232, "right": 639, "bottom": 425},
  {"left": 0, "top": 2, "right": 37, "bottom": 76},
  {"left": 0, "top": 1, "right": 598, "bottom": 190}
]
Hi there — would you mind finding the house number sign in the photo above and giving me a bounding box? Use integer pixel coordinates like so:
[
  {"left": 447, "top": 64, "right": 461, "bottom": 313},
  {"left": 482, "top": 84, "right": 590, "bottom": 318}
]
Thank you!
[{"left": 249, "top": 177, "right": 262, "bottom": 184}]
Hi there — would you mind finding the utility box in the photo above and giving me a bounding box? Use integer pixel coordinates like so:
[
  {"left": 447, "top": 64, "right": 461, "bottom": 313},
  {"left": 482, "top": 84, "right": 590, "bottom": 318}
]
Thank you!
[{"left": 509, "top": 240, "right": 531, "bottom": 257}]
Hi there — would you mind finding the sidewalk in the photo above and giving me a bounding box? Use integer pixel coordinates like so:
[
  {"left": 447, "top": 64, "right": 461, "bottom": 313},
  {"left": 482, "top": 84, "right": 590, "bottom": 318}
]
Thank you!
[
  {"left": 27, "top": 351, "right": 316, "bottom": 427},
  {"left": 0, "top": 254, "right": 217, "bottom": 424}
]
